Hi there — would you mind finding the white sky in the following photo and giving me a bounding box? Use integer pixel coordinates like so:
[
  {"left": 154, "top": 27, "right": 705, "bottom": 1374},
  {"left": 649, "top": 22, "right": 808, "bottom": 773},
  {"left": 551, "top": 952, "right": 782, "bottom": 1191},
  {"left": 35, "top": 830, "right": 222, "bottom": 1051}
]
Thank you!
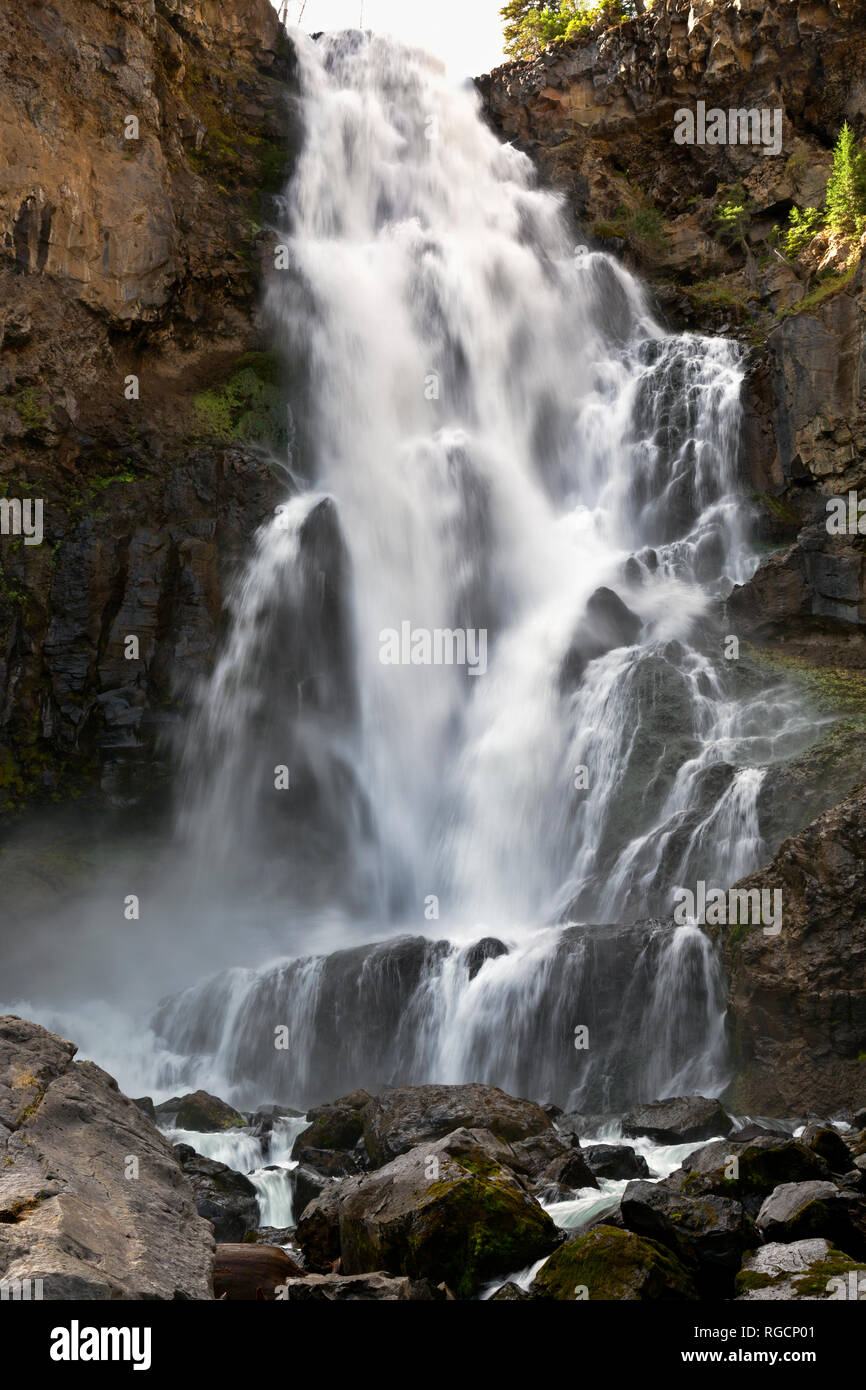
[{"left": 270, "top": 0, "right": 508, "bottom": 77}]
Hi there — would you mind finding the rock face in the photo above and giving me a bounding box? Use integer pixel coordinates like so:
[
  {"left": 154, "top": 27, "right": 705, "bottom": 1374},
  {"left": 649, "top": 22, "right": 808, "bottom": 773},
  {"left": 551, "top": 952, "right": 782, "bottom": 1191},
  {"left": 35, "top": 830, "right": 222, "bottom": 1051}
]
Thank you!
[
  {"left": 477, "top": 0, "right": 862, "bottom": 323},
  {"left": 0, "top": 0, "right": 296, "bottom": 814},
  {"left": 0, "top": 1015, "right": 214, "bottom": 1299},
  {"left": 296, "top": 1127, "right": 562, "bottom": 1298},
  {"left": 713, "top": 784, "right": 866, "bottom": 1115},
  {"left": 478, "top": 0, "right": 866, "bottom": 672}
]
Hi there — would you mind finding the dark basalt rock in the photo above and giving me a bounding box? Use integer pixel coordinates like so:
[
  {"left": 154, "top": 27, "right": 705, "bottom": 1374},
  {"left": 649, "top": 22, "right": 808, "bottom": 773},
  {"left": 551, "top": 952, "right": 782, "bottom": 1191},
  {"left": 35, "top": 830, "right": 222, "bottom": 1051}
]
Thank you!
[
  {"left": 620, "top": 1180, "right": 755, "bottom": 1296},
  {"left": 291, "top": 1090, "right": 373, "bottom": 1158},
  {"left": 560, "top": 587, "right": 642, "bottom": 691},
  {"left": 584, "top": 1143, "right": 651, "bottom": 1181},
  {"left": 173, "top": 1143, "right": 260, "bottom": 1243},
  {"left": 667, "top": 1135, "right": 831, "bottom": 1218},
  {"left": 297, "top": 1127, "right": 561, "bottom": 1298},
  {"left": 531, "top": 1224, "right": 698, "bottom": 1301},
  {"left": 756, "top": 1181, "right": 866, "bottom": 1260},
  {"left": 158, "top": 1089, "right": 246, "bottom": 1133},
  {"left": 623, "top": 1095, "right": 733, "bottom": 1144},
  {"left": 464, "top": 936, "right": 509, "bottom": 980},
  {"left": 361, "top": 1082, "right": 554, "bottom": 1169},
  {"left": 799, "top": 1124, "right": 854, "bottom": 1173}
]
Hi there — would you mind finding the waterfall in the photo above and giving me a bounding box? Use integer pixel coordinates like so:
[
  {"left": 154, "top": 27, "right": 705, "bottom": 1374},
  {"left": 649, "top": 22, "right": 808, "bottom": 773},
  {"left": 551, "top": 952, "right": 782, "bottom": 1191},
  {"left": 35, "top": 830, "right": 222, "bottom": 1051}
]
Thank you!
[{"left": 159, "top": 30, "right": 814, "bottom": 1110}]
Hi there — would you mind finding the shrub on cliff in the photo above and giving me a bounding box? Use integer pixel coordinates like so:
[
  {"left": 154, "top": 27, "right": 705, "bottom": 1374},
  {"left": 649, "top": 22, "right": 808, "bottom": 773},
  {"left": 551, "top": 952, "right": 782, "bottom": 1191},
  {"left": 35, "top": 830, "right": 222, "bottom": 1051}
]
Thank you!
[{"left": 501, "top": 0, "right": 647, "bottom": 60}]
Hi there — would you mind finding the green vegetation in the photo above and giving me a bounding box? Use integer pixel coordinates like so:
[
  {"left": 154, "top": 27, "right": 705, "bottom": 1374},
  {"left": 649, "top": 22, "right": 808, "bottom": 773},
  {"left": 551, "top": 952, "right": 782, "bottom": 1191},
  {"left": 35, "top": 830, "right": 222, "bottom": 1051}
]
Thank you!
[
  {"left": 591, "top": 198, "right": 669, "bottom": 251},
  {"left": 714, "top": 185, "right": 752, "bottom": 246},
  {"left": 781, "top": 122, "right": 866, "bottom": 257},
  {"left": 191, "top": 351, "right": 286, "bottom": 449},
  {"left": 501, "top": 0, "right": 647, "bottom": 60}
]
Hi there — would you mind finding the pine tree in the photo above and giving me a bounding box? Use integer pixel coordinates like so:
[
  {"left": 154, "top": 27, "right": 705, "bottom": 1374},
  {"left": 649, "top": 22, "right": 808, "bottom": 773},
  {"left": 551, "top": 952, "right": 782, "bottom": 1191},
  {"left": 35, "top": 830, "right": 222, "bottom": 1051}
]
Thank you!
[{"left": 824, "top": 122, "right": 866, "bottom": 237}]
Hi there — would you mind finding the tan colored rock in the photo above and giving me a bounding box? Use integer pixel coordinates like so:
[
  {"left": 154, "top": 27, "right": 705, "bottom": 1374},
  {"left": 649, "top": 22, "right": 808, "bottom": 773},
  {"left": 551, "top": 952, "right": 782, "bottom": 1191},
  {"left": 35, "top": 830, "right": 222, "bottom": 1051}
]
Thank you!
[{"left": 0, "top": 1014, "right": 215, "bottom": 1299}]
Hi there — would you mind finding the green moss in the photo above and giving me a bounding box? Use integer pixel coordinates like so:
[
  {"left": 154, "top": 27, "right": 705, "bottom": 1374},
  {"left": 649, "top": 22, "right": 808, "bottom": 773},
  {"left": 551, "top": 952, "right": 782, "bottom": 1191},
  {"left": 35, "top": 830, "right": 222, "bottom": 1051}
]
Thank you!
[
  {"left": 776, "top": 263, "right": 858, "bottom": 319},
  {"left": 792, "top": 1251, "right": 863, "bottom": 1297},
  {"left": 742, "top": 644, "right": 866, "bottom": 719},
  {"left": 13, "top": 388, "right": 49, "bottom": 431},
  {"left": 191, "top": 353, "right": 286, "bottom": 448},
  {"left": 534, "top": 1225, "right": 696, "bottom": 1301},
  {"left": 734, "top": 1269, "right": 779, "bottom": 1292}
]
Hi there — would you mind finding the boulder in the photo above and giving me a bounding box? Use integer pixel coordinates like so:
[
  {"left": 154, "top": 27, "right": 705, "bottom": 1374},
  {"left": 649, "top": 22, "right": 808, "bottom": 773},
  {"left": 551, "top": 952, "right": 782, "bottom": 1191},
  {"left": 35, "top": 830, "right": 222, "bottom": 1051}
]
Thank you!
[
  {"left": 132, "top": 1096, "right": 156, "bottom": 1123},
  {"left": 540, "top": 1148, "right": 599, "bottom": 1192},
  {"left": 464, "top": 938, "right": 509, "bottom": 980},
  {"left": 296, "top": 1127, "right": 561, "bottom": 1298},
  {"left": 0, "top": 1015, "right": 214, "bottom": 1299},
  {"left": 584, "top": 1144, "right": 651, "bottom": 1181},
  {"left": 668, "top": 1134, "right": 830, "bottom": 1215},
  {"left": 361, "top": 1083, "right": 553, "bottom": 1168},
  {"left": 756, "top": 1181, "right": 866, "bottom": 1258},
  {"left": 213, "top": 1243, "right": 304, "bottom": 1300},
  {"left": 293, "top": 1146, "right": 360, "bottom": 1179},
  {"left": 620, "top": 1180, "right": 754, "bottom": 1294},
  {"left": 735, "top": 1239, "right": 866, "bottom": 1300},
  {"left": 157, "top": 1090, "right": 246, "bottom": 1133},
  {"left": 173, "top": 1143, "right": 259, "bottom": 1242},
  {"left": 622, "top": 1096, "right": 733, "bottom": 1144},
  {"left": 799, "top": 1124, "right": 853, "bottom": 1173},
  {"left": 292, "top": 1163, "right": 330, "bottom": 1217},
  {"left": 489, "top": 1280, "right": 534, "bottom": 1301},
  {"left": 291, "top": 1091, "right": 372, "bottom": 1158},
  {"left": 531, "top": 1225, "right": 697, "bottom": 1301}
]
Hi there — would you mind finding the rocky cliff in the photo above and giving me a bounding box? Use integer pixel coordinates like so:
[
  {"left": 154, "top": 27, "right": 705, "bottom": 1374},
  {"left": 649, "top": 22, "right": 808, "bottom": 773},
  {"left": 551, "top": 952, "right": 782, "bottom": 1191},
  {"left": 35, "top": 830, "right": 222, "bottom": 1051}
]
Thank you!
[
  {"left": 479, "top": 0, "right": 866, "bottom": 670},
  {"left": 714, "top": 783, "right": 866, "bottom": 1116},
  {"left": 0, "top": 0, "right": 296, "bottom": 814}
]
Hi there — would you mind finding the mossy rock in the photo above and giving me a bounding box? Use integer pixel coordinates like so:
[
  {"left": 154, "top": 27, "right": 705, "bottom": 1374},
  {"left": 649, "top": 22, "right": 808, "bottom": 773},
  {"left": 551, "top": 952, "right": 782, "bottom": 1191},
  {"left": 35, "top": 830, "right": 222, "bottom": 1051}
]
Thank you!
[
  {"left": 532, "top": 1225, "right": 698, "bottom": 1300},
  {"left": 174, "top": 1090, "right": 246, "bottom": 1132},
  {"left": 299, "top": 1128, "right": 560, "bottom": 1298}
]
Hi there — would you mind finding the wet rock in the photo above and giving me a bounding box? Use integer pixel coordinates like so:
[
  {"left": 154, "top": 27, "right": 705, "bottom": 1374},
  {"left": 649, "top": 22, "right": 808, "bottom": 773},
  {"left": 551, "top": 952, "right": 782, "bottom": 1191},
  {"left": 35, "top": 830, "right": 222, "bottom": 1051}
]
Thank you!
[
  {"left": 622, "top": 1095, "right": 733, "bottom": 1144},
  {"left": 131, "top": 1096, "right": 156, "bottom": 1123},
  {"left": 531, "top": 1225, "right": 697, "bottom": 1301},
  {"left": 296, "top": 1127, "right": 561, "bottom": 1297},
  {"left": 756, "top": 1180, "right": 866, "bottom": 1259},
  {"left": 714, "top": 785, "right": 866, "bottom": 1116},
  {"left": 464, "top": 937, "right": 509, "bottom": 980},
  {"left": 159, "top": 1090, "right": 247, "bottom": 1133},
  {"left": 0, "top": 1015, "right": 213, "bottom": 1299},
  {"left": 291, "top": 1091, "right": 372, "bottom": 1158},
  {"left": 489, "top": 1280, "right": 534, "bottom": 1301},
  {"left": 292, "top": 1164, "right": 331, "bottom": 1217},
  {"left": 735, "top": 1238, "right": 866, "bottom": 1300},
  {"left": 173, "top": 1143, "right": 259, "bottom": 1242},
  {"left": 540, "top": 1148, "right": 599, "bottom": 1192},
  {"left": 668, "top": 1134, "right": 831, "bottom": 1217},
  {"left": 620, "top": 1180, "right": 755, "bottom": 1295},
  {"left": 214, "top": 1243, "right": 304, "bottom": 1300},
  {"left": 800, "top": 1124, "right": 853, "bottom": 1172},
  {"left": 561, "top": 587, "right": 642, "bottom": 689},
  {"left": 361, "top": 1083, "right": 554, "bottom": 1169},
  {"left": 584, "top": 1144, "right": 651, "bottom": 1181}
]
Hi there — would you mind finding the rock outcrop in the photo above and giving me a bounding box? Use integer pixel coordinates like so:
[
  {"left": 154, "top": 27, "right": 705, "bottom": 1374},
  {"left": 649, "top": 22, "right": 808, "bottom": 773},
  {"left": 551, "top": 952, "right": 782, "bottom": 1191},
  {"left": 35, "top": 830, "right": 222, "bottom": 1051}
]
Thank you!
[
  {"left": 713, "top": 784, "right": 866, "bottom": 1115},
  {"left": 0, "top": 0, "right": 296, "bottom": 814},
  {"left": 0, "top": 1014, "right": 214, "bottom": 1298}
]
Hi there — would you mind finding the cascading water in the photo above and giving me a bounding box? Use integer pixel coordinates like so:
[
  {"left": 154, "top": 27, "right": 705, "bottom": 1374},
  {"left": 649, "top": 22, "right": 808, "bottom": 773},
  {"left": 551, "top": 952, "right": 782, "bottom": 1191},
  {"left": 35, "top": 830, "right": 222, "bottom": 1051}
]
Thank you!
[{"left": 157, "top": 29, "right": 818, "bottom": 1112}]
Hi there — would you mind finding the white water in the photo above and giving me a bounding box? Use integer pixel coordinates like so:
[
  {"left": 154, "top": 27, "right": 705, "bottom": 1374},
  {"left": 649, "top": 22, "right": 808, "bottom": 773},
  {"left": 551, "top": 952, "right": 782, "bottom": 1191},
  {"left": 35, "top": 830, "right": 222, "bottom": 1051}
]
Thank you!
[
  {"left": 4, "top": 30, "right": 820, "bottom": 1114},
  {"left": 151, "top": 29, "right": 822, "bottom": 1109}
]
